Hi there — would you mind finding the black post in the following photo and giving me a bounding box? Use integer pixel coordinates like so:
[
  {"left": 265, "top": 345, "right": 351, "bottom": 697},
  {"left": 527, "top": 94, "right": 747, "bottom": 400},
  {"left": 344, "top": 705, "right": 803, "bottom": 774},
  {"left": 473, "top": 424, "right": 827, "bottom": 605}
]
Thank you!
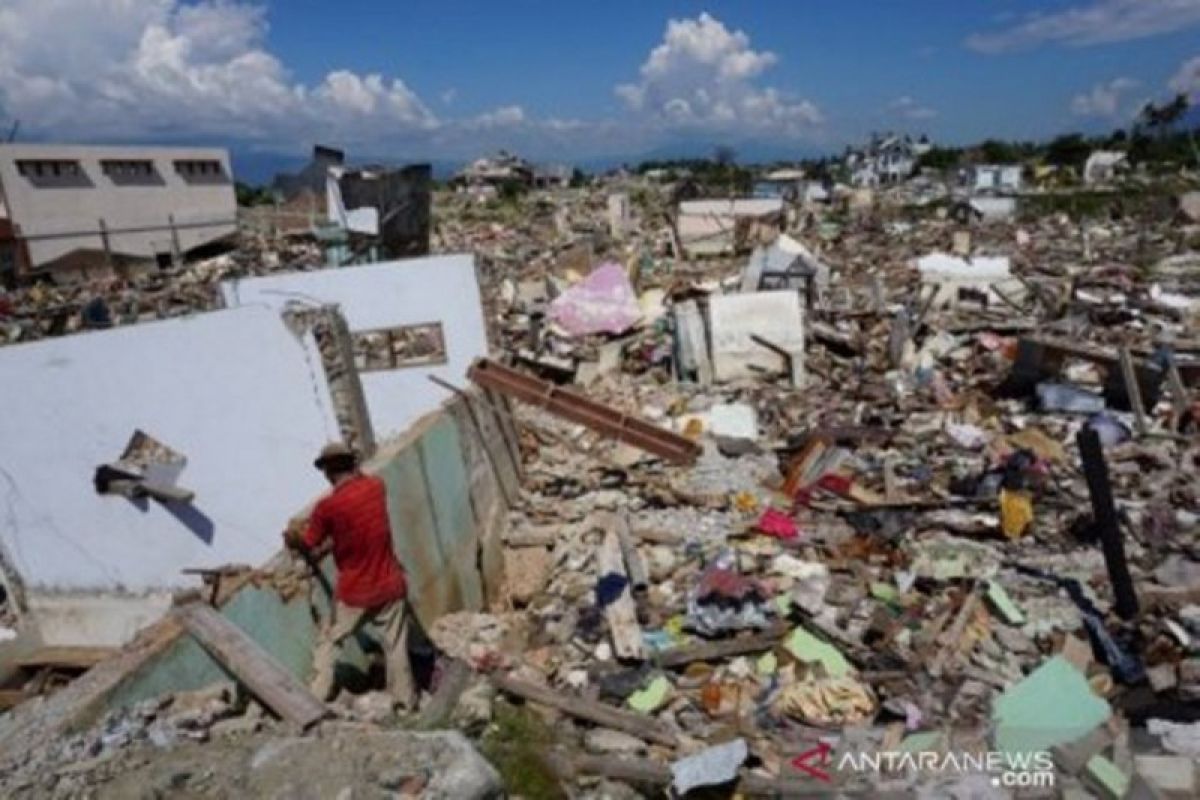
[{"left": 1076, "top": 426, "right": 1139, "bottom": 620}]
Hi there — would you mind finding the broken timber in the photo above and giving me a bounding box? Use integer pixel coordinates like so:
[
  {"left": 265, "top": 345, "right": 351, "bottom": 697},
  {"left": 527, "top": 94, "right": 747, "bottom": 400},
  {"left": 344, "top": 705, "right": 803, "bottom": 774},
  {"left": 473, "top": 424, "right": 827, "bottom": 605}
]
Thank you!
[
  {"left": 597, "top": 523, "right": 645, "bottom": 660},
  {"left": 1076, "top": 427, "right": 1140, "bottom": 620},
  {"left": 467, "top": 358, "right": 701, "bottom": 465},
  {"left": 176, "top": 603, "right": 326, "bottom": 730},
  {"left": 655, "top": 624, "right": 788, "bottom": 668},
  {"left": 491, "top": 674, "right": 677, "bottom": 746}
]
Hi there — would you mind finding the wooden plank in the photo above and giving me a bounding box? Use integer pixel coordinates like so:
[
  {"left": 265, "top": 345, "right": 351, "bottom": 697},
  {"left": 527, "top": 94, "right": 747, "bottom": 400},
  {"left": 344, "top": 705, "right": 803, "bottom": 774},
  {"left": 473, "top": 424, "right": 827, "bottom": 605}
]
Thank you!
[
  {"left": 929, "top": 586, "right": 982, "bottom": 677},
  {"left": 1077, "top": 428, "right": 1140, "bottom": 620},
  {"left": 1118, "top": 347, "right": 1149, "bottom": 436},
  {"left": 0, "top": 689, "right": 30, "bottom": 711},
  {"left": 1164, "top": 352, "right": 1190, "bottom": 430},
  {"left": 598, "top": 526, "right": 645, "bottom": 661},
  {"left": 14, "top": 646, "right": 117, "bottom": 670},
  {"left": 467, "top": 358, "right": 701, "bottom": 465},
  {"left": 612, "top": 513, "right": 647, "bottom": 594},
  {"left": 176, "top": 603, "right": 326, "bottom": 730},
  {"left": 655, "top": 624, "right": 788, "bottom": 668},
  {"left": 491, "top": 674, "right": 677, "bottom": 747}
]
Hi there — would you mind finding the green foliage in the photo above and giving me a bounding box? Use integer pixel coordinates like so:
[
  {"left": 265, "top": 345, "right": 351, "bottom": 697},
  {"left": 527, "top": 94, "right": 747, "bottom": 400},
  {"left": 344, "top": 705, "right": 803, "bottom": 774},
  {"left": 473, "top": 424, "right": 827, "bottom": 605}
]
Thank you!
[
  {"left": 235, "top": 181, "right": 274, "bottom": 207},
  {"left": 1045, "top": 134, "right": 1092, "bottom": 170},
  {"left": 497, "top": 179, "right": 529, "bottom": 204},
  {"left": 569, "top": 168, "right": 587, "bottom": 188},
  {"left": 480, "top": 702, "right": 565, "bottom": 800},
  {"left": 916, "top": 146, "right": 961, "bottom": 171},
  {"left": 980, "top": 139, "right": 1021, "bottom": 163}
]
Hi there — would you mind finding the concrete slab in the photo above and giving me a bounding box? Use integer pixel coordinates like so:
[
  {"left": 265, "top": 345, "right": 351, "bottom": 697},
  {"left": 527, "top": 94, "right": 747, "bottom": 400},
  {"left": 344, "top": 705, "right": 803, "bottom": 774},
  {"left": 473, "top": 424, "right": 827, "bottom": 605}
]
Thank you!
[{"left": 708, "top": 291, "right": 804, "bottom": 383}]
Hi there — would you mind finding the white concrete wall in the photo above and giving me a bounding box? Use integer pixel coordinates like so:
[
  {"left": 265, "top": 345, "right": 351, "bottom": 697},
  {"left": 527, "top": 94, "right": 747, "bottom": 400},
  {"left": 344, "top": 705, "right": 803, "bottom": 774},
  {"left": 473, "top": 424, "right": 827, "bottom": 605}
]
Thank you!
[
  {"left": 0, "top": 143, "right": 236, "bottom": 269},
  {"left": 0, "top": 307, "right": 340, "bottom": 599},
  {"left": 220, "top": 255, "right": 490, "bottom": 439}
]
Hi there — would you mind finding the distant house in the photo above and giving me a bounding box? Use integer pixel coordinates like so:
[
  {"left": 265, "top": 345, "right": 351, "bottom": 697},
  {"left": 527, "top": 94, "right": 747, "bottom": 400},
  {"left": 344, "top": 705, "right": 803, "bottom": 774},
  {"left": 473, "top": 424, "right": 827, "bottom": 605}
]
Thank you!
[
  {"left": 455, "top": 151, "right": 534, "bottom": 191},
  {"left": 532, "top": 163, "right": 572, "bottom": 189},
  {"left": 845, "top": 134, "right": 932, "bottom": 187},
  {"left": 0, "top": 143, "right": 237, "bottom": 284},
  {"left": 1083, "top": 151, "right": 1129, "bottom": 186},
  {"left": 969, "top": 164, "right": 1023, "bottom": 193},
  {"left": 753, "top": 168, "right": 805, "bottom": 200}
]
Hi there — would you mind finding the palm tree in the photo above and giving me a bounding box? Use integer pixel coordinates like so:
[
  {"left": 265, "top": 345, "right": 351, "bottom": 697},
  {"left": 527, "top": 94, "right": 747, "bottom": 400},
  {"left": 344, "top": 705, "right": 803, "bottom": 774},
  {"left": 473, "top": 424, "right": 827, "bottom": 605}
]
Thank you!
[{"left": 1138, "top": 101, "right": 1164, "bottom": 138}]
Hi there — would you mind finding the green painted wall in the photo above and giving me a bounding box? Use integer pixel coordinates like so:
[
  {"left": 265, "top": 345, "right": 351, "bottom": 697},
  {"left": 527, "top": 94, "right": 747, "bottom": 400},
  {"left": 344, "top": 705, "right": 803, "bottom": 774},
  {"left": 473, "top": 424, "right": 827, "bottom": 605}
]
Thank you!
[{"left": 103, "top": 396, "right": 502, "bottom": 713}]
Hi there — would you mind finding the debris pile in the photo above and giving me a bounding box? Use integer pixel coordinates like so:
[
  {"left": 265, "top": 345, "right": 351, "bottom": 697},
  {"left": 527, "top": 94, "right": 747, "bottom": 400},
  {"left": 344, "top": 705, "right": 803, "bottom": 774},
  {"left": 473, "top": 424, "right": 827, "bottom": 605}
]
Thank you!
[
  {"left": 3, "top": 175, "right": 1199, "bottom": 797},
  {"left": 437, "top": 177, "right": 1200, "bottom": 795}
]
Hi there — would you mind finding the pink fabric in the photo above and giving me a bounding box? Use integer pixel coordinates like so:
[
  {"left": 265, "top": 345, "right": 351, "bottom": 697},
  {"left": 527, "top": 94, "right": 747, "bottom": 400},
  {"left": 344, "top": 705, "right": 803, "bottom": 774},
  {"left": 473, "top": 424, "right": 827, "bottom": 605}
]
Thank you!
[
  {"left": 757, "top": 508, "right": 798, "bottom": 540},
  {"left": 548, "top": 262, "right": 641, "bottom": 336}
]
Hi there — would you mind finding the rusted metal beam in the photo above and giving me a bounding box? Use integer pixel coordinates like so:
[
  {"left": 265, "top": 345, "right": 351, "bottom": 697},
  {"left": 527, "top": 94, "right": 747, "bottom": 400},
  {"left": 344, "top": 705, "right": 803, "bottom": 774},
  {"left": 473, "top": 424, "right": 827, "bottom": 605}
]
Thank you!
[{"left": 466, "top": 358, "right": 701, "bottom": 465}]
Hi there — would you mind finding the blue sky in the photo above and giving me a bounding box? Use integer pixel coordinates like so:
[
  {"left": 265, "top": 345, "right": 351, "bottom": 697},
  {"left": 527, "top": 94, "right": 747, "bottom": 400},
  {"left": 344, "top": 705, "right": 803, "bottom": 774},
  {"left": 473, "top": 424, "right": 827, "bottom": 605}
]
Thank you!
[{"left": 1, "top": 0, "right": 1199, "bottom": 168}]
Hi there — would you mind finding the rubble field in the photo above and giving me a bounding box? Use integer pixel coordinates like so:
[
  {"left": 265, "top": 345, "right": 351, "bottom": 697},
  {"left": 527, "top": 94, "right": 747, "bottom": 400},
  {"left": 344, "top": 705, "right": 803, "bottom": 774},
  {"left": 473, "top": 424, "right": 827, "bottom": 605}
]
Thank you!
[{"left": 2, "top": 174, "right": 1200, "bottom": 799}]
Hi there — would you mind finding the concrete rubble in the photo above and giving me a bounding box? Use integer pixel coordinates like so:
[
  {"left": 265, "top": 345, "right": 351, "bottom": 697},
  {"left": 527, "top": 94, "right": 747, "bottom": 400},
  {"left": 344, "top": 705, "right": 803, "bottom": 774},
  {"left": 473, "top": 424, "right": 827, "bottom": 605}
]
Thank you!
[{"left": 2, "top": 156, "right": 1200, "bottom": 798}]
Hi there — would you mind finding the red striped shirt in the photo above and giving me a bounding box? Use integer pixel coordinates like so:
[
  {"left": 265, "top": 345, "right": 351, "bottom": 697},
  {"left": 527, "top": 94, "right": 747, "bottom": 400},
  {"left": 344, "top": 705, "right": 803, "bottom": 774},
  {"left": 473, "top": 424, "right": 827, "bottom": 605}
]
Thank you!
[{"left": 303, "top": 474, "right": 407, "bottom": 608}]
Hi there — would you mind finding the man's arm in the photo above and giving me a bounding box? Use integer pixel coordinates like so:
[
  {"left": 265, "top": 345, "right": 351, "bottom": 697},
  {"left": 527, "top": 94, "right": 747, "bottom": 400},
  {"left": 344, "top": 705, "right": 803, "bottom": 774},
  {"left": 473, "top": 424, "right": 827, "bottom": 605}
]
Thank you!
[{"left": 300, "top": 503, "right": 330, "bottom": 552}]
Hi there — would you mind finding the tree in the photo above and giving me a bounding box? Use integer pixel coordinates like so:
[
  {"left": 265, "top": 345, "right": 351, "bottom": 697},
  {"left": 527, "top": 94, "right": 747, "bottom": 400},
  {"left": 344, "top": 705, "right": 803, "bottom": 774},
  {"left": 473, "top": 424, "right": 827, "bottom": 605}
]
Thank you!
[
  {"left": 235, "top": 182, "right": 273, "bottom": 207},
  {"left": 1138, "top": 101, "right": 1165, "bottom": 138},
  {"left": 980, "top": 139, "right": 1020, "bottom": 163},
  {"left": 1045, "top": 134, "right": 1091, "bottom": 171},
  {"left": 916, "top": 147, "right": 961, "bottom": 171},
  {"left": 1160, "top": 93, "right": 1190, "bottom": 134}
]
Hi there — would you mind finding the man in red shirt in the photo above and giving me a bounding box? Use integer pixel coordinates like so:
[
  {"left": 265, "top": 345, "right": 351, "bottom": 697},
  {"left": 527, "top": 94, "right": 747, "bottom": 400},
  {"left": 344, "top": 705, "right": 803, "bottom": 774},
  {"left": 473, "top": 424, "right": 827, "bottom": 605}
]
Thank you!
[{"left": 285, "top": 443, "right": 414, "bottom": 707}]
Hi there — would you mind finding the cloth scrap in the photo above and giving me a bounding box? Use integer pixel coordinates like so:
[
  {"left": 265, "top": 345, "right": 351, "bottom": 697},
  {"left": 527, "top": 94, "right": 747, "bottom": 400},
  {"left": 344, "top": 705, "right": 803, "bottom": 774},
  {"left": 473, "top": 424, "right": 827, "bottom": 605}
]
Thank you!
[
  {"left": 670, "top": 738, "right": 748, "bottom": 795},
  {"left": 757, "top": 508, "right": 798, "bottom": 540},
  {"left": 548, "top": 262, "right": 642, "bottom": 336}
]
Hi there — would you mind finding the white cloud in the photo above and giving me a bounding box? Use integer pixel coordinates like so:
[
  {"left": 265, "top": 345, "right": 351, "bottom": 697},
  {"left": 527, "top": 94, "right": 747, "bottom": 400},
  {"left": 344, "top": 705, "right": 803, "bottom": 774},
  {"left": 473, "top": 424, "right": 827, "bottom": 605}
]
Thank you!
[
  {"left": 967, "top": 0, "right": 1200, "bottom": 53},
  {"left": 614, "top": 12, "right": 822, "bottom": 136},
  {"left": 1070, "top": 77, "right": 1140, "bottom": 116},
  {"left": 0, "top": 3, "right": 827, "bottom": 160},
  {"left": 470, "top": 105, "right": 527, "bottom": 129},
  {"left": 1170, "top": 54, "right": 1200, "bottom": 98},
  {"left": 0, "top": 0, "right": 436, "bottom": 146},
  {"left": 889, "top": 96, "right": 937, "bottom": 120}
]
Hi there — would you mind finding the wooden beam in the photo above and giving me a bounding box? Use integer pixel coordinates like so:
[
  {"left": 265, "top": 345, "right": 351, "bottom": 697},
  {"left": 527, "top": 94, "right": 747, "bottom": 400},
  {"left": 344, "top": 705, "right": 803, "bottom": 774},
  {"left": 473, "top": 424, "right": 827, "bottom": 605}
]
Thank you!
[
  {"left": 467, "top": 358, "right": 701, "bottom": 465},
  {"left": 1118, "top": 347, "right": 1149, "bottom": 436},
  {"left": 655, "top": 624, "right": 788, "bottom": 669},
  {"left": 176, "top": 603, "right": 326, "bottom": 730},
  {"left": 929, "top": 586, "right": 982, "bottom": 677},
  {"left": 324, "top": 307, "right": 377, "bottom": 459},
  {"left": 1163, "top": 351, "right": 1190, "bottom": 430},
  {"left": 612, "top": 513, "right": 647, "bottom": 594},
  {"left": 1077, "top": 427, "right": 1140, "bottom": 620},
  {"left": 598, "top": 526, "right": 645, "bottom": 661},
  {"left": 14, "top": 646, "right": 117, "bottom": 670},
  {"left": 491, "top": 674, "right": 677, "bottom": 747}
]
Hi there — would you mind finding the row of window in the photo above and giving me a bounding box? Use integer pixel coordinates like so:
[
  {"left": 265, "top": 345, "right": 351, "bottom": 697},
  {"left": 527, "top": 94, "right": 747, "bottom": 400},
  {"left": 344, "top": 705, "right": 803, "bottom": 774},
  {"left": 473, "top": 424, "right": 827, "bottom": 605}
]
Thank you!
[{"left": 14, "top": 158, "right": 226, "bottom": 183}]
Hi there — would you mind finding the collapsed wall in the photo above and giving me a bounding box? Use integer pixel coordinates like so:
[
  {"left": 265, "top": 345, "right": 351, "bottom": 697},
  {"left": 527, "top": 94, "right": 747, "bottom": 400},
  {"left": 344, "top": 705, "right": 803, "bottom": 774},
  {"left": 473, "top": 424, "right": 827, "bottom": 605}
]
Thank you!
[
  {"left": 0, "top": 306, "right": 340, "bottom": 653},
  {"left": 0, "top": 387, "right": 519, "bottom": 769}
]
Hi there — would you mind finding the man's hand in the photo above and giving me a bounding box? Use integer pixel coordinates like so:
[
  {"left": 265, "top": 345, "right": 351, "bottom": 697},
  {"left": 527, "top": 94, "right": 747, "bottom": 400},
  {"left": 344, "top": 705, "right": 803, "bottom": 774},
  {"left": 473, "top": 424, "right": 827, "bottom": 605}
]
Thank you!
[{"left": 283, "top": 515, "right": 308, "bottom": 551}]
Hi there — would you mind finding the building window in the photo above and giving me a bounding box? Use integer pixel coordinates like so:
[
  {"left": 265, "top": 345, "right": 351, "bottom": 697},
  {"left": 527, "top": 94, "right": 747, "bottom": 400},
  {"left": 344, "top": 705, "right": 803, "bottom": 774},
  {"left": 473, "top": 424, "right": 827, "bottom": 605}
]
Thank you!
[
  {"left": 351, "top": 322, "right": 447, "bottom": 372},
  {"left": 101, "top": 159, "right": 162, "bottom": 186},
  {"left": 15, "top": 159, "right": 91, "bottom": 188},
  {"left": 173, "top": 159, "right": 228, "bottom": 185}
]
